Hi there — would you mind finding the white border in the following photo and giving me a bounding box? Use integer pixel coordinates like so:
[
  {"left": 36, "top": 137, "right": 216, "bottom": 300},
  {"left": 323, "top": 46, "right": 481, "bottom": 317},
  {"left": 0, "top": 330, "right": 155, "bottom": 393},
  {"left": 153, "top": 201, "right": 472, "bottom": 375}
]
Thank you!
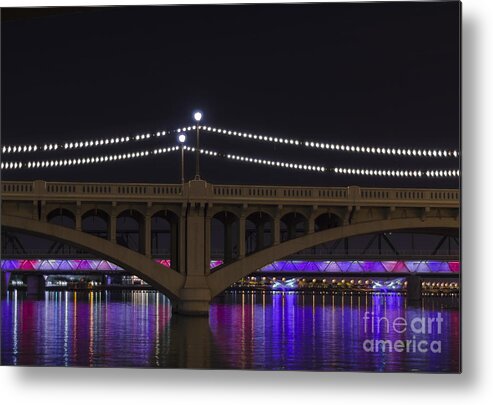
[{"left": 1, "top": 0, "right": 492, "bottom": 403}]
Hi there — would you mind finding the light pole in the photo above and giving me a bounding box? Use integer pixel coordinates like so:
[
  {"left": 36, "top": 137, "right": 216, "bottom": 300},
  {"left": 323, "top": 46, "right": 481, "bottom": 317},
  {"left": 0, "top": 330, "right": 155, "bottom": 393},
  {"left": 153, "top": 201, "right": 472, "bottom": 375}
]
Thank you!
[
  {"left": 178, "top": 133, "right": 186, "bottom": 183},
  {"left": 193, "top": 111, "right": 202, "bottom": 180}
]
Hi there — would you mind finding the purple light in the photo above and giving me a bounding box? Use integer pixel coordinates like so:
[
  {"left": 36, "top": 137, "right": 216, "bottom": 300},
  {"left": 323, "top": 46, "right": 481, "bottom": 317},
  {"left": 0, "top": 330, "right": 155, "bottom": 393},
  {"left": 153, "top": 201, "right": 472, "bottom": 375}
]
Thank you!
[
  {"left": 272, "top": 278, "right": 298, "bottom": 290},
  {"left": 257, "top": 260, "right": 460, "bottom": 274},
  {"left": 371, "top": 278, "right": 406, "bottom": 292},
  {"left": 1, "top": 259, "right": 460, "bottom": 274},
  {"left": 210, "top": 260, "right": 224, "bottom": 269}
]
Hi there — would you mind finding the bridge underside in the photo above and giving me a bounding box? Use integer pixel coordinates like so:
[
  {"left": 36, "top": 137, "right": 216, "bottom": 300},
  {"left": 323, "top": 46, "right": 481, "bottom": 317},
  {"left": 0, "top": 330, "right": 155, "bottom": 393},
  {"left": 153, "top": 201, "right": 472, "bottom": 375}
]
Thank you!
[{"left": 2, "top": 210, "right": 459, "bottom": 315}]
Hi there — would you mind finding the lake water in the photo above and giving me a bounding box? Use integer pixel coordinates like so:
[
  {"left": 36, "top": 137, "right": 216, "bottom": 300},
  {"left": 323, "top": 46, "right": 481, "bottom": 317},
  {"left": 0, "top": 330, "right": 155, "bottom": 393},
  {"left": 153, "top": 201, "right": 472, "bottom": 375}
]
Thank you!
[{"left": 1, "top": 290, "right": 460, "bottom": 372}]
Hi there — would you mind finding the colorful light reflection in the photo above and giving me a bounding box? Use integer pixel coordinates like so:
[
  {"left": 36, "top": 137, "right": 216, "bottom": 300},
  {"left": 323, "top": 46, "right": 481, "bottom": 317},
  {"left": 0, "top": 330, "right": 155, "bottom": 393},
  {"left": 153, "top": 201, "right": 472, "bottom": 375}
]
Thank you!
[
  {"left": 372, "top": 278, "right": 406, "bottom": 292},
  {"left": 271, "top": 278, "right": 298, "bottom": 291},
  {"left": 1, "top": 259, "right": 459, "bottom": 273},
  {"left": 1, "top": 259, "right": 174, "bottom": 272},
  {"left": 259, "top": 260, "right": 460, "bottom": 273}
]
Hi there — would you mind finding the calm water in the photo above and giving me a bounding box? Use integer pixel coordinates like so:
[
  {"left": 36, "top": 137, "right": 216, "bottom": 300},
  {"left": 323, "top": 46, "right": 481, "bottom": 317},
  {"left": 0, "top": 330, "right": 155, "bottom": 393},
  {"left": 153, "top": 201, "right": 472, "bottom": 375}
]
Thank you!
[{"left": 1, "top": 290, "right": 460, "bottom": 372}]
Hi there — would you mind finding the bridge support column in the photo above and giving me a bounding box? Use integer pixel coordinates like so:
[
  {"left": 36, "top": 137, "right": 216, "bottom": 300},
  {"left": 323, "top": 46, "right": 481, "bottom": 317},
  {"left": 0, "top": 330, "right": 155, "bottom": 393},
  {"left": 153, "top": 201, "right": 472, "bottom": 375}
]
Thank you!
[
  {"left": 238, "top": 215, "right": 246, "bottom": 258},
  {"left": 406, "top": 275, "right": 422, "bottom": 302},
  {"left": 1, "top": 272, "right": 11, "bottom": 296},
  {"left": 143, "top": 214, "right": 151, "bottom": 257},
  {"left": 273, "top": 216, "right": 280, "bottom": 245},
  {"left": 178, "top": 195, "right": 212, "bottom": 316},
  {"left": 27, "top": 274, "right": 45, "bottom": 296},
  {"left": 308, "top": 213, "right": 315, "bottom": 234},
  {"left": 75, "top": 216, "right": 81, "bottom": 231},
  {"left": 75, "top": 202, "right": 82, "bottom": 231},
  {"left": 110, "top": 213, "right": 117, "bottom": 243}
]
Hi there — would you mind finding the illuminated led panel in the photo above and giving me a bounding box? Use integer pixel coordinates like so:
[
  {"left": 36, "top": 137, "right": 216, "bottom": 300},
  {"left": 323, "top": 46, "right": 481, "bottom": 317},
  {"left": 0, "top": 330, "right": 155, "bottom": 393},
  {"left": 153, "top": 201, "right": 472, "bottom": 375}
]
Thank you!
[
  {"left": 1, "top": 259, "right": 459, "bottom": 274},
  {"left": 256, "top": 260, "right": 459, "bottom": 274}
]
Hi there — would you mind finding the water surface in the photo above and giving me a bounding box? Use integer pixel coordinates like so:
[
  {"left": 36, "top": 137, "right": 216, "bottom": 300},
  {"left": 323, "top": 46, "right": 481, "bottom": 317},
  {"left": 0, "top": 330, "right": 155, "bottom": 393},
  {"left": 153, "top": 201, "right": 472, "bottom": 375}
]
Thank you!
[{"left": 1, "top": 290, "right": 460, "bottom": 371}]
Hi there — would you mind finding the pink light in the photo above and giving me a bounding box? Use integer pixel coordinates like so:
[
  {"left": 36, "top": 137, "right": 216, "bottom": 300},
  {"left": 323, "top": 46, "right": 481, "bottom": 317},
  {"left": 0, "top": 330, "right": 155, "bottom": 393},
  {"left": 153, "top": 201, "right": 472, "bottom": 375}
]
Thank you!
[
  {"left": 155, "top": 259, "right": 171, "bottom": 268},
  {"left": 392, "top": 261, "right": 408, "bottom": 273},
  {"left": 1, "top": 259, "right": 460, "bottom": 274},
  {"left": 449, "top": 261, "right": 460, "bottom": 273}
]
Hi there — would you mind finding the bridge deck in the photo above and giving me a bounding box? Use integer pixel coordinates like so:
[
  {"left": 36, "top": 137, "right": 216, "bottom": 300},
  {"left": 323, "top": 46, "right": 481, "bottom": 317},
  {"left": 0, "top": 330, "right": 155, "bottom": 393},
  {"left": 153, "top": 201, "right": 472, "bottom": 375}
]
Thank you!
[{"left": 1, "top": 180, "right": 459, "bottom": 207}]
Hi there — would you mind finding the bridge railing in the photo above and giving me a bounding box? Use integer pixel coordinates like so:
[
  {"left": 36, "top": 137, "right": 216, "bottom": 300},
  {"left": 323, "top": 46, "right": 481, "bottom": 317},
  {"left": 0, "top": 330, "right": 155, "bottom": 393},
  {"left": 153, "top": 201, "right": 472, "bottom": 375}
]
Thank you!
[
  {"left": 209, "top": 184, "right": 459, "bottom": 206},
  {"left": 210, "top": 184, "right": 348, "bottom": 200},
  {"left": 1, "top": 180, "right": 459, "bottom": 207},
  {"left": 358, "top": 188, "right": 460, "bottom": 203},
  {"left": 2, "top": 181, "right": 184, "bottom": 201}
]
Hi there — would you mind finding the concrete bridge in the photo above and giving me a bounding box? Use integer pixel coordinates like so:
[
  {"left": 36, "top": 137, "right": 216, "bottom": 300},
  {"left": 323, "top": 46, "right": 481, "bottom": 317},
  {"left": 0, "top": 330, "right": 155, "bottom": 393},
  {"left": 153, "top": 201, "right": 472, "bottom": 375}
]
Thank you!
[{"left": 1, "top": 180, "right": 459, "bottom": 315}]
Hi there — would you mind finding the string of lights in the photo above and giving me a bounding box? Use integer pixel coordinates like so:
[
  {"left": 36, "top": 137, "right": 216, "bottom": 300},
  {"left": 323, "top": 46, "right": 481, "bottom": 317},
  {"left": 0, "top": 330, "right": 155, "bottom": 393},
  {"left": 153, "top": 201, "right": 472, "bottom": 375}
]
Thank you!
[
  {"left": 182, "top": 145, "right": 219, "bottom": 157},
  {"left": 180, "top": 145, "right": 325, "bottom": 172},
  {"left": 0, "top": 129, "right": 173, "bottom": 155},
  {"left": 184, "top": 125, "right": 460, "bottom": 159},
  {"left": 0, "top": 144, "right": 325, "bottom": 173},
  {"left": 333, "top": 167, "right": 460, "bottom": 178},
  {"left": 224, "top": 152, "right": 326, "bottom": 172},
  {"left": 0, "top": 146, "right": 180, "bottom": 170},
  {"left": 0, "top": 142, "right": 460, "bottom": 179},
  {"left": 2, "top": 123, "right": 460, "bottom": 160}
]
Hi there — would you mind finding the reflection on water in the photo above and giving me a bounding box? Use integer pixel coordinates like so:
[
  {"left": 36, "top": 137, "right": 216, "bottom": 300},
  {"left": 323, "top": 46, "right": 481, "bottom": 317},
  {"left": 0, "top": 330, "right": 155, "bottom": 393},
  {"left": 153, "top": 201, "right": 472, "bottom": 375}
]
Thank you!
[{"left": 1, "top": 290, "right": 460, "bottom": 371}]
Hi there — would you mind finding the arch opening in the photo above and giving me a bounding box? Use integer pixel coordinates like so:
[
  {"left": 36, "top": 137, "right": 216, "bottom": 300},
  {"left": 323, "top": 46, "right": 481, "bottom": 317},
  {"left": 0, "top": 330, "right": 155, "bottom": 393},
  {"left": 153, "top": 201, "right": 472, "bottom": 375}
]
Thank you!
[
  {"left": 152, "top": 210, "right": 180, "bottom": 269},
  {"left": 280, "top": 212, "right": 307, "bottom": 241},
  {"left": 246, "top": 212, "right": 273, "bottom": 254},
  {"left": 47, "top": 208, "right": 75, "bottom": 229},
  {"left": 116, "top": 209, "right": 144, "bottom": 253},
  {"left": 315, "top": 213, "right": 342, "bottom": 232},
  {"left": 211, "top": 211, "right": 239, "bottom": 264},
  {"left": 82, "top": 209, "right": 110, "bottom": 240}
]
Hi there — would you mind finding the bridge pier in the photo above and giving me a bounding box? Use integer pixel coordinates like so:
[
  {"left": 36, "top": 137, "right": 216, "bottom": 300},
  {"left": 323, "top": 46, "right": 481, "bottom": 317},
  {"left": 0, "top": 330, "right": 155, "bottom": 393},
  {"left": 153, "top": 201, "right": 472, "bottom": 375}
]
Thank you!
[
  {"left": 26, "top": 274, "right": 46, "bottom": 295},
  {"left": 406, "top": 275, "right": 422, "bottom": 302},
  {"left": 173, "top": 286, "right": 211, "bottom": 316},
  {"left": 174, "top": 182, "right": 213, "bottom": 315},
  {"left": 1, "top": 272, "right": 11, "bottom": 296}
]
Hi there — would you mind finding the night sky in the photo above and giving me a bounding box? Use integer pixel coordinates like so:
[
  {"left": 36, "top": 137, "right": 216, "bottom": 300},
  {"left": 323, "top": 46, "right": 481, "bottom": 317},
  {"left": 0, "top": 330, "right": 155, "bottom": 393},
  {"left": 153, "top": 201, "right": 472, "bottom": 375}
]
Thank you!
[{"left": 1, "top": 2, "right": 460, "bottom": 188}]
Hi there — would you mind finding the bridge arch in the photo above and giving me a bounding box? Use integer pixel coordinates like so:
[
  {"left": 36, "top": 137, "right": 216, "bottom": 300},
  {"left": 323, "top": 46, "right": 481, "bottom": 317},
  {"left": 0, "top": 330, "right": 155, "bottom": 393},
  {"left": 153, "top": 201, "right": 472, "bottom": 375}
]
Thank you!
[
  {"left": 148, "top": 205, "right": 182, "bottom": 219},
  {"left": 207, "top": 216, "right": 459, "bottom": 297},
  {"left": 80, "top": 205, "right": 112, "bottom": 220},
  {"left": 2, "top": 214, "right": 184, "bottom": 300},
  {"left": 113, "top": 205, "right": 147, "bottom": 218},
  {"left": 209, "top": 206, "right": 243, "bottom": 219},
  {"left": 243, "top": 206, "right": 276, "bottom": 218}
]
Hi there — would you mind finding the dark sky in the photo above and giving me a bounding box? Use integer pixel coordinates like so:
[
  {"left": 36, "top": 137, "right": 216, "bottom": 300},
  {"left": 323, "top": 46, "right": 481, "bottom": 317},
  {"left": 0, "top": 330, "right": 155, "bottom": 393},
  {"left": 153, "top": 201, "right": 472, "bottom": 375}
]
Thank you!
[{"left": 1, "top": 2, "right": 460, "bottom": 188}]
